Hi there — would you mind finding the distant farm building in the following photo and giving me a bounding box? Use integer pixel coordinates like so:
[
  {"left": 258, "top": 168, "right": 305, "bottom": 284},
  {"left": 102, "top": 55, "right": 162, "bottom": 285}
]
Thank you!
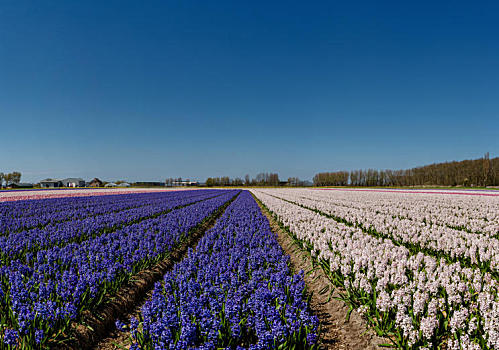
[
  {"left": 9, "top": 183, "right": 34, "bottom": 188},
  {"left": 104, "top": 182, "right": 117, "bottom": 187},
  {"left": 172, "top": 180, "right": 199, "bottom": 187},
  {"left": 40, "top": 179, "right": 63, "bottom": 188},
  {"left": 117, "top": 182, "right": 131, "bottom": 187},
  {"left": 61, "top": 178, "right": 85, "bottom": 187},
  {"left": 134, "top": 182, "right": 166, "bottom": 187},
  {"left": 88, "top": 178, "right": 103, "bottom": 187}
]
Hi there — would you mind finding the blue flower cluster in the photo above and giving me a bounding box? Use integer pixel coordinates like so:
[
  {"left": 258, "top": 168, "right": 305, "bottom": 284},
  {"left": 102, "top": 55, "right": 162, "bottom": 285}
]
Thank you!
[
  {"left": 125, "top": 191, "right": 319, "bottom": 349},
  {"left": 0, "top": 190, "right": 238, "bottom": 348},
  {"left": 0, "top": 190, "right": 224, "bottom": 264},
  {"left": 0, "top": 191, "right": 206, "bottom": 234}
]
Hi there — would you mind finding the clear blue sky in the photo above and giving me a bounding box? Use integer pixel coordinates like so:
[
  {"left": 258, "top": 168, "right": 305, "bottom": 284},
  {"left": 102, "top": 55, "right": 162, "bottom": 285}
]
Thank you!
[{"left": 1, "top": 1, "right": 498, "bottom": 183}]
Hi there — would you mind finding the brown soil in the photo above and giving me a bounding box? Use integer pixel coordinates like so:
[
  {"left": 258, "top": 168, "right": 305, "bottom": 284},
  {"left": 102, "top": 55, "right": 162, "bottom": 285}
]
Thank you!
[
  {"left": 62, "top": 192, "right": 239, "bottom": 350},
  {"left": 254, "top": 196, "right": 388, "bottom": 350}
]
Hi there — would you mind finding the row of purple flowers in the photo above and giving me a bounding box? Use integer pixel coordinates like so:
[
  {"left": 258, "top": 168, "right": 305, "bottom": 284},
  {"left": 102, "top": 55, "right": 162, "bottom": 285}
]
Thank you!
[
  {"left": 0, "top": 190, "right": 216, "bottom": 234},
  {"left": 0, "top": 190, "right": 238, "bottom": 348},
  {"left": 0, "top": 190, "right": 224, "bottom": 265},
  {"left": 119, "top": 191, "right": 319, "bottom": 349}
]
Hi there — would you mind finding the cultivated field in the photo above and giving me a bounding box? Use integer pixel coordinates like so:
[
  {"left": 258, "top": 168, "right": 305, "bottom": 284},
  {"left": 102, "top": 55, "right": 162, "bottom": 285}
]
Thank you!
[
  {"left": 0, "top": 188, "right": 192, "bottom": 202},
  {"left": 0, "top": 188, "right": 498, "bottom": 349},
  {"left": 251, "top": 188, "right": 499, "bottom": 349},
  {"left": 0, "top": 189, "right": 319, "bottom": 349}
]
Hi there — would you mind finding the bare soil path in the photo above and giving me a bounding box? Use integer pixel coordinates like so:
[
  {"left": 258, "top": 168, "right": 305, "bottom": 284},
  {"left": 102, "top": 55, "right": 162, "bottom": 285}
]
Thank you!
[{"left": 253, "top": 194, "right": 387, "bottom": 350}]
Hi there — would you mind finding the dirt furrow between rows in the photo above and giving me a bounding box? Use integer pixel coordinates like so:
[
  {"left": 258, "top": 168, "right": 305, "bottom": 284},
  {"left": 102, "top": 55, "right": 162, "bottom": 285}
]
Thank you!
[{"left": 253, "top": 194, "right": 387, "bottom": 350}]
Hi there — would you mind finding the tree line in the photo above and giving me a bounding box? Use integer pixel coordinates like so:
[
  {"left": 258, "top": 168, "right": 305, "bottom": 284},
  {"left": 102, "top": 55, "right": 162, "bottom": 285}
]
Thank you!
[
  {"left": 205, "top": 173, "right": 280, "bottom": 187},
  {"left": 204, "top": 173, "right": 307, "bottom": 187},
  {"left": 0, "top": 172, "right": 22, "bottom": 188},
  {"left": 314, "top": 153, "right": 499, "bottom": 187}
]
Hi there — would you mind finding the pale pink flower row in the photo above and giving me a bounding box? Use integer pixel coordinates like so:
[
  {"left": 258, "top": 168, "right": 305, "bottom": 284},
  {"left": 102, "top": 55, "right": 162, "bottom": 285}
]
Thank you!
[
  {"left": 261, "top": 189, "right": 499, "bottom": 272},
  {"left": 0, "top": 188, "right": 192, "bottom": 202},
  {"left": 307, "top": 189, "right": 498, "bottom": 235},
  {"left": 252, "top": 189, "right": 499, "bottom": 349}
]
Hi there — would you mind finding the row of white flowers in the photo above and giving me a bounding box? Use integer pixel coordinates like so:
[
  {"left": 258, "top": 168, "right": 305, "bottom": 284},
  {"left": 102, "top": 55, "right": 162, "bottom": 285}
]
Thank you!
[
  {"left": 251, "top": 189, "right": 499, "bottom": 349},
  {"left": 258, "top": 189, "right": 499, "bottom": 274},
  {"left": 297, "top": 190, "right": 498, "bottom": 236}
]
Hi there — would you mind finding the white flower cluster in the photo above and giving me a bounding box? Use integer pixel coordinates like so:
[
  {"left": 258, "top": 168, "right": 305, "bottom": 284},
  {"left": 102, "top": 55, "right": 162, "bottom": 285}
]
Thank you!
[
  {"left": 264, "top": 189, "right": 499, "bottom": 273},
  {"left": 251, "top": 189, "right": 499, "bottom": 349}
]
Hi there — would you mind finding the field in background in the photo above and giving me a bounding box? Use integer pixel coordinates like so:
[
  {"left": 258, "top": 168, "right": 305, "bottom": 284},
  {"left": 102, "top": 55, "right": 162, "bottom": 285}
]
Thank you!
[
  {"left": 1, "top": 187, "right": 498, "bottom": 349},
  {"left": 252, "top": 188, "right": 499, "bottom": 349},
  {"left": 314, "top": 187, "right": 499, "bottom": 196},
  {"left": 0, "top": 187, "right": 196, "bottom": 202}
]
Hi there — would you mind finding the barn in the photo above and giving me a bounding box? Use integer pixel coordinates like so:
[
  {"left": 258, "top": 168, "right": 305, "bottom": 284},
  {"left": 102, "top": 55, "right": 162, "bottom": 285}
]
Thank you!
[
  {"left": 40, "top": 179, "right": 63, "bottom": 188},
  {"left": 61, "top": 178, "right": 85, "bottom": 187}
]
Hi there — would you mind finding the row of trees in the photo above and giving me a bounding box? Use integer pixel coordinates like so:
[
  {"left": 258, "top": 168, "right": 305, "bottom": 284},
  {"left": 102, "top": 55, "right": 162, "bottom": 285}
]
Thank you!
[
  {"left": 0, "top": 172, "right": 22, "bottom": 188},
  {"left": 205, "top": 173, "right": 280, "bottom": 187},
  {"left": 314, "top": 154, "right": 499, "bottom": 187},
  {"left": 313, "top": 171, "right": 349, "bottom": 187},
  {"left": 206, "top": 177, "right": 235, "bottom": 186},
  {"left": 204, "top": 173, "right": 307, "bottom": 187}
]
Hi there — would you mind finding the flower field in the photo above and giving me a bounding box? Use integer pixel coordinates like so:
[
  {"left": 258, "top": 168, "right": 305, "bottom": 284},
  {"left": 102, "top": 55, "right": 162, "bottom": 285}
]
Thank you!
[
  {"left": 0, "top": 188, "right": 185, "bottom": 203},
  {"left": 0, "top": 189, "right": 238, "bottom": 348},
  {"left": 251, "top": 188, "right": 499, "bottom": 349},
  {"left": 1, "top": 187, "right": 497, "bottom": 349},
  {"left": 118, "top": 191, "right": 319, "bottom": 350}
]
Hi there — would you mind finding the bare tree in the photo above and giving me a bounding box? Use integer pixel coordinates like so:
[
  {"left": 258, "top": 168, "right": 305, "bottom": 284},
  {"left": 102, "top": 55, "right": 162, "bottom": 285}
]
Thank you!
[
  {"left": 4, "top": 173, "right": 12, "bottom": 186},
  {"left": 12, "top": 172, "right": 21, "bottom": 183},
  {"left": 483, "top": 152, "right": 491, "bottom": 186}
]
